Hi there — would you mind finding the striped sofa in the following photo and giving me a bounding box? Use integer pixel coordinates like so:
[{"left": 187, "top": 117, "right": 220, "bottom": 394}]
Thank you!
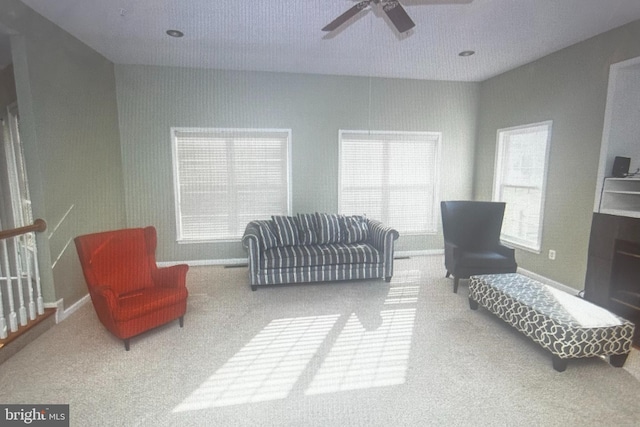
[{"left": 242, "top": 213, "right": 399, "bottom": 290}]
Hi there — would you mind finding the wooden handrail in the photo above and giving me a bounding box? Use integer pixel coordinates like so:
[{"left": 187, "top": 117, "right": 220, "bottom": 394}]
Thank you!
[{"left": 0, "top": 218, "right": 47, "bottom": 241}]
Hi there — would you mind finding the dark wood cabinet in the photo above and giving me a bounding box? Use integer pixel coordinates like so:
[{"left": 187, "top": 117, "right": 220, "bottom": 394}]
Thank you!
[{"left": 585, "top": 213, "right": 640, "bottom": 345}]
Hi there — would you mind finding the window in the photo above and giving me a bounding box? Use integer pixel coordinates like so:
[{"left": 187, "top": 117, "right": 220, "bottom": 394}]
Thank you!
[
  {"left": 171, "top": 128, "right": 291, "bottom": 242},
  {"left": 493, "top": 121, "right": 552, "bottom": 252},
  {"left": 339, "top": 130, "right": 441, "bottom": 234},
  {"left": 2, "top": 104, "right": 33, "bottom": 229}
]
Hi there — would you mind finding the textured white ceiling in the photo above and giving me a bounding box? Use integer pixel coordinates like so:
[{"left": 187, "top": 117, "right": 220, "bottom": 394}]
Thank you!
[{"left": 14, "top": 0, "right": 640, "bottom": 81}]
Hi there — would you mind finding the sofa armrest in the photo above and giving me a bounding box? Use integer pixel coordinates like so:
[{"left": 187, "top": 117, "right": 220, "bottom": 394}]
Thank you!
[
  {"left": 367, "top": 219, "right": 400, "bottom": 279},
  {"left": 242, "top": 221, "right": 263, "bottom": 286}
]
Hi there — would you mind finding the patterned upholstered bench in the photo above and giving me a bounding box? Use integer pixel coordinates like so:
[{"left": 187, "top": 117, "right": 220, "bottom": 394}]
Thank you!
[{"left": 469, "top": 273, "right": 635, "bottom": 372}]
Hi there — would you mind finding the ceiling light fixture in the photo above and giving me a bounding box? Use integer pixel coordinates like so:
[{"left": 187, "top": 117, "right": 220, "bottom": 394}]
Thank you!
[
  {"left": 458, "top": 50, "right": 475, "bottom": 57},
  {"left": 166, "top": 29, "right": 184, "bottom": 38}
]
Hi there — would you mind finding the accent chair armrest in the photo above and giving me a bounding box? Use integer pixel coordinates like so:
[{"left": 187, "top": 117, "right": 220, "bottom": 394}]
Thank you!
[
  {"left": 152, "top": 264, "right": 189, "bottom": 288},
  {"left": 91, "top": 285, "right": 118, "bottom": 309},
  {"left": 496, "top": 244, "right": 516, "bottom": 258}
]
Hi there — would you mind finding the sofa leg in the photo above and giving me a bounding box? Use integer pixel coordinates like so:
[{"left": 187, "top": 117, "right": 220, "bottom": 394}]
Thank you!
[
  {"left": 124, "top": 339, "right": 130, "bottom": 351},
  {"left": 251, "top": 285, "right": 257, "bottom": 291},
  {"left": 446, "top": 271, "right": 451, "bottom": 278},
  {"left": 385, "top": 277, "right": 392, "bottom": 283},
  {"left": 453, "top": 277, "right": 460, "bottom": 293},
  {"left": 179, "top": 316, "right": 184, "bottom": 328}
]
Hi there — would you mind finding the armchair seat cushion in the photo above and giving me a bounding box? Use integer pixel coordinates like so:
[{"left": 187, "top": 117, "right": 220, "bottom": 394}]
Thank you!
[
  {"left": 261, "top": 242, "right": 380, "bottom": 269},
  {"left": 458, "top": 250, "right": 515, "bottom": 268},
  {"left": 114, "top": 287, "right": 188, "bottom": 322}
]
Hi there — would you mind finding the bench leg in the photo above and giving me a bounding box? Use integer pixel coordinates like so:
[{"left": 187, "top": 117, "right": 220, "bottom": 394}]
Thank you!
[
  {"left": 552, "top": 355, "right": 567, "bottom": 372},
  {"left": 610, "top": 353, "right": 630, "bottom": 368},
  {"left": 469, "top": 298, "right": 478, "bottom": 310},
  {"left": 453, "top": 277, "right": 460, "bottom": 293}
]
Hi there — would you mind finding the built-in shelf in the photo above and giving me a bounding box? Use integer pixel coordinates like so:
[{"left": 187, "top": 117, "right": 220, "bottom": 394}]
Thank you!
[{"left": 600, "top": 177, "right": 640, "bottom": 217}]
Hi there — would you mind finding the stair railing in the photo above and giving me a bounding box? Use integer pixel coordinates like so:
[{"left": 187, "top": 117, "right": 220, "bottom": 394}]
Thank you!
[{"left": 0, "top": 219, "right": 47, "bottom": 339}]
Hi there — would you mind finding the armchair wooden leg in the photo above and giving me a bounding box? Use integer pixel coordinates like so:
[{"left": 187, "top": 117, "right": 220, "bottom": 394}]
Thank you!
[
  {"left": 179, "top": 316, "right": 184, "bottom": 328},
  {"left": 124, "top": 339, "right": 130, "bottom": 351},
  {"left": 453, "top": 277, "right": 460, "bottom": 294}
]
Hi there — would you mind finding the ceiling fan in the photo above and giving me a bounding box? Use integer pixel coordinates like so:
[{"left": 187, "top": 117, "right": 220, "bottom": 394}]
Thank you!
[
  {"left": 322, "top": 0, "right": 416, "bottom": 34},
  {"left": 322, "top": 0, "right": 472, "bottom": 35}
]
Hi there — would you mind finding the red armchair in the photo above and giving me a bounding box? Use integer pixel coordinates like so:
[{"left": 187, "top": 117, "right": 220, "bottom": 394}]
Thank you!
[{"left": 74, "top": 226, "right": 189, "bottom": 350}]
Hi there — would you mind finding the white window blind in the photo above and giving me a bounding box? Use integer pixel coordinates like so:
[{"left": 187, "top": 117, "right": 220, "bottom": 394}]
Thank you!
[
  {"left": 493, "top": 121, "right": 552, "bottom": 252},
  {"left": 339, "top": 130, "right": 441, "bottom": 234},
  {"left": 172, "top": 128, "right": 291, "bottom": 242}
]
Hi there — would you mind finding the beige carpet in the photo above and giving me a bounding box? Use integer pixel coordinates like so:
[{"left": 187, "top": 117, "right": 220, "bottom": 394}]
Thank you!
[{"left": 1, "top": 255, "right": 639, "bottom": 426}]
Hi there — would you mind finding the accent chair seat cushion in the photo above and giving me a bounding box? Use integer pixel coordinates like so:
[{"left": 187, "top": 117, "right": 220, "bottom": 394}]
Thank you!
[
  {"left": 114, "top": 287, "right": 189, "bottom": 322},
  {"left": 458, "top": 250, "right": 515, "bottom": 268}
]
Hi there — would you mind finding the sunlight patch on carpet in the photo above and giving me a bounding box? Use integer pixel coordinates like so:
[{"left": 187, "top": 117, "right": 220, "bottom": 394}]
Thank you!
[
  {"left": 173, "top": 314, "right": 339, "bottom": 411},
  {"left": 384, "top": 286, "right": 419, "bottom": 304},
  {"left": 304, "top": 308, "right": 416, "bottom": 395}
]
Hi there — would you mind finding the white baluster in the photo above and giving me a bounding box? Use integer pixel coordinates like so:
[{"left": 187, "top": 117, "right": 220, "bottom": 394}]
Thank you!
[
  {"left": 1, "top": 238, "right": 18, "bottom": 333},
  {"left": 11, "top": 236, "right": 28, "bottom": 327},
  {"left": 32, "top": 234, "right": 44, "bottom": 315},
  {"left": 19, "top": 233, "right": 37, "bottom": 320},
  {"left": 0, "top": 253, "right": 7, "bottom": 339}
]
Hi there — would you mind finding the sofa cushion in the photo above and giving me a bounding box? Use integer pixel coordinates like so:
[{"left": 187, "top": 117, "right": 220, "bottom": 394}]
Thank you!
[
  {"left": 297, "top": 213, "right": 319, "bottom": 245},
  {"left": 272, "top": 215, "right": 300, "bottom": 246},
  {"left": 315, "top": 213, "right": 342, "bottom": 244},
  {"left": 261, "top": 242, "right": 380, "bottom": 269},
  {"left": 341, "top": 215, "right": 369, "bottom": 244},
  {"left": 255, "top": 220, "right": 279, "bottom": 250}
]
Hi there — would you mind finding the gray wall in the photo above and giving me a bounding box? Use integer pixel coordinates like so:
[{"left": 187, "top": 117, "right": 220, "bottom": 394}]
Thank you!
[
  {"left": 1, "top": 0, "right": 126, "bottom": 307},
  {"left": 474, "top": 20, "right": 640, "bottom": 289},
  {"left": 115, "top": 65, "right": 479, "bottom": 262}
]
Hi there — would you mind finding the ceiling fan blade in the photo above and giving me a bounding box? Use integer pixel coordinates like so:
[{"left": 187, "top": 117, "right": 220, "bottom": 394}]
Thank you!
[
  {"left": 322, "top": 1, "right": 372, "bottom": 32},
  {"left": 382, "top": 1, "right": 416, "bottom": 33}
]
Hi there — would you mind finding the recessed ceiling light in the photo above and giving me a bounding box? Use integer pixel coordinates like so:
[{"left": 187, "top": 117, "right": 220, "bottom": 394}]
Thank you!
[
  {"left": 458, "top": 50, "right": 475, "bottom": 57},
  {"left": 166, "top": 30, "right": 184, "bottom": 38}
]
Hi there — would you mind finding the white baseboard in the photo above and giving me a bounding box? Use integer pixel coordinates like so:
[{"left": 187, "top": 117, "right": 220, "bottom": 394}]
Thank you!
[
  {"left": 158, "top": 258, "right": 248, "bottom": 268},
  {"left": 517, "top": 267, "right": 579, "bottom": 295},
  {"left": 45, "top": 294, "right": 91, "bottom": 323},
  {"left": 396, "top": 249, "right": 443, "bottom": 258}
]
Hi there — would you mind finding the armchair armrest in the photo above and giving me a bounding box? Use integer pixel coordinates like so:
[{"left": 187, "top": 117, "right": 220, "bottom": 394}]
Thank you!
[
  {"left": 91, "top": 285, "right": 118, "bottom": 310},
  {"left": 496, "top": 243, "right": 516, "bottom": 258},
  {"left": 152, "top": 264, "right": 189, "bottom": 288},
  {"left": 88, "top": 285, "right": 119, "bottom": 331}
]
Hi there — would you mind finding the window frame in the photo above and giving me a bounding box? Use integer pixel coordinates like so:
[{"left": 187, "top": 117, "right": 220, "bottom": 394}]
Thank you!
[
  {"left": 171, "top": 127, "right": 292, "bottom": 243},
  {"left": 492, "top": 120, "right": 552, "bottom": 253},
  {"left": 338, "top": 129, "right": 441, "bottom": 235}
]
